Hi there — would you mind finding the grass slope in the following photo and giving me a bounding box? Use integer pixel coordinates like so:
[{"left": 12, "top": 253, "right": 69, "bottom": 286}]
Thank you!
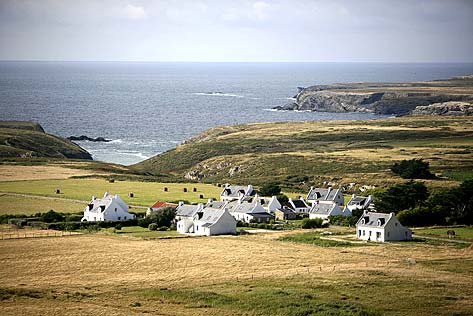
[
  {"left": 132, "top": 116, "right": 473, "bottom": 190},
  {"left": 0, "top": 121, "right": 92, "bottom": 160}
]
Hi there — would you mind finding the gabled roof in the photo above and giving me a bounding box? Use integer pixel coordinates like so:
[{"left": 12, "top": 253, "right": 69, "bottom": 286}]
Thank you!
[
  {"left": 86, "top": 192, "right": 127, "bottom": 214},
  {"left": 307, "top": 187, "right": 342, "bottom": 201},
  {"left": 151, "top": 201, "right": 178, "bottom": 209},
  {"left": 220, "top": 184, "right": 255, "bottom": 198},
  {"left": 194, "top": 208, "right": 228, "bottom": 227},
  {"left": 176, "top": 204, "right": 201, "bottom": 217},
  {"left": 356, "top": 211, "right": 392, "bottom": 228},
  {"left": 205, "top": 200, "right": 227, "bottom": 209},
  {"left": 226, "top": 200, "right": 266, "bottom": 214},
  {"left": 291, "top": 199, "right": 308, "bottom": 208},
  {"left": 276, "top": 207, "right": 295, "bottom": 215},
  {"left": 310, "top": 203, "right": 336, "bottom": 215}
]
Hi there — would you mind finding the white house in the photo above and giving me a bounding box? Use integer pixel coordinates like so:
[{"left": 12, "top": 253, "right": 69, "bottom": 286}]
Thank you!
[
  {"left": 225, "top": 200, "right": 274, "bottom": 223},
  {"left": 309, "top": 202, "right": 344, "bottom": 219},
  {"left": 175, "top": 202, "right": 204, "bottom": 222},
  {"left": 220, "top": 184, "right": 256, "bottom": 202},
  {"left": 205, "top": 199, "right": 227, "bottom": 210},
  {"left": 307, "top": 187, "right": 344, "bottom": 206},
  {"left": 176, "top": 208, "right": 236, "bottom": 236},
  {"left": 288, "top": 198, "right": 311, "bottom": 214},
  {"left": 356, "top": 211, "right": 412, "bottom": 242},
  {"left": 81, "top": 192, "right": 135, "bottom": 222},
  {"left": 240, "top": 194, "right": 281, "bottom": 214},
  {"left": 345, "top": 194, "right": 374, "bottom": 214}
]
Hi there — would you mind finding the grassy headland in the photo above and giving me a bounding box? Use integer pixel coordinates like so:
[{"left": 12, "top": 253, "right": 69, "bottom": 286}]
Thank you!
[
  {"left": 0, "top": 121, "right": 92, "bottom": 160},
  {"left": 132, "top": 116, "right": 473, "bottom": 191}
]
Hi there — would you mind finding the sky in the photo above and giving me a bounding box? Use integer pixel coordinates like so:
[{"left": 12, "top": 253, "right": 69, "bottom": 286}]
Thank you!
[{"left": 0, "top": 0, "right": 472, "bottom": 62}]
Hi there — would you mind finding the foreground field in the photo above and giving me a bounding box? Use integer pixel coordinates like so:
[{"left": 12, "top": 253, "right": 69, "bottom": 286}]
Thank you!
[
  {"left": 0, "top": 194, "right": 84, "bottom": 215},
  {"left": 0, "top": 231, "right": 472, "bottom": 315}
]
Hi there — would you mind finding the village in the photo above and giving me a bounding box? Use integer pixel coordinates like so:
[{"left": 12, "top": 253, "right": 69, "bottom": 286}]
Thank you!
[{"left": 80, "top": 183, "right": 412, "bottom": 243}]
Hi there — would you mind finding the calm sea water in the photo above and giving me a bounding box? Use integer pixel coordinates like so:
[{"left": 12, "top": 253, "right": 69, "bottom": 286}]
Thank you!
[{"left": 1, "top": 61, "right": 473, "bottom": 165}]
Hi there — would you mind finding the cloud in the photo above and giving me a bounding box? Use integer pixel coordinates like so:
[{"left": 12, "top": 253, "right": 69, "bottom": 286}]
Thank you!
[{"left": 122, "top": 4, "right": 147, "bottom": 20}]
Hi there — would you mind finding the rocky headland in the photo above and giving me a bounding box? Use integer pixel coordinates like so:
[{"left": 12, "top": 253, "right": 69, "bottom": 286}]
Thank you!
[
  {"left": 274, "top": 75, "right": 473, "bottom": 116},
  {"left": 67, "top": 135, "right": 111, "bottom": 142}
]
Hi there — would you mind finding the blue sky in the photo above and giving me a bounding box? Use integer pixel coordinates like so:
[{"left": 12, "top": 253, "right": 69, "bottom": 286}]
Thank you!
[{"left": 0, "top": 0, "right": 472, "bottom": 62}]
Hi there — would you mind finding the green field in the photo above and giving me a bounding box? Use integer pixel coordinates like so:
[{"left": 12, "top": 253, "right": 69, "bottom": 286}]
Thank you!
[
  {"left": 0, "top": 178, "right": 224, "bottom": 207},
  {"left": 0, "top": 194, "right": 84, "bottom": 215},
  {"left": 414, "top": 226, "right": 473, "bottom": 242}
]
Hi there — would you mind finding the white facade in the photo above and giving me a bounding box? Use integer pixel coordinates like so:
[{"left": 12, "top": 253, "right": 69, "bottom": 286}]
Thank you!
[
  {"left": 81, "top": 192, "right": 135, "bottom": 222},
  {"left": 227, "top": 200, "right": 273, "bottom": 223},
  {"left": 356, "top": 211, "right": 412, "bottom": 242},
  {"left": 252, "top": 195, "right": 281, "bottom": 214},
  {"left": 177, "top": 208, "right": 236, "bottom": 236}
]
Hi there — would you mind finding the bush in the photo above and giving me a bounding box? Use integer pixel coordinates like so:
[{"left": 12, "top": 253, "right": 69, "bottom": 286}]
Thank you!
[
  {"left": 148, "top": 223, "right": 158, "bottom": 231},
  {"left": 40, "top": 210, "right": 65, "bottom": 223},
  {"left": 391, "top": 159, "right": 436, "bottom": 179},
  {"left": 140, "top": 207, "right": 176, "bottom": 228},
  {"left": 328, "top": 215, "right": 358, "bottom": 227},
  {"left": 301, "top": 218, "right": 325, "bottom": 229},
  {"left": 375, "top": 181, "right": 429, "bottom": 213},
  {"left": 158, "top": 226, "right": 168, "bottom": 231}
]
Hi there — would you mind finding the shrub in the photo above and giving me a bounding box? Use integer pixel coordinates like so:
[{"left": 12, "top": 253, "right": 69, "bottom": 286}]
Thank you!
[
  {"left": 140, "top": 207, "right": 176, "bottom": 228},
  {"left": 375, "top": 181, "right": 429, "bottom": 213},
  {"left": 328, "top": 215, "right": 358, "bottom": 227},
  {"left": 40, "top": 210, "right": 65, "bottom": 223},
  {"left": 391, "top": 159, "right": 436, "bottom": 179},
  {"left": 301, "top": 218, "right": 325, "bottom": 229},
  {"left": 148, "top": 223, "right": 158, "bottom": 231},
  {"left": 157, "top": 226, "right": 168, "bottom": 231}
]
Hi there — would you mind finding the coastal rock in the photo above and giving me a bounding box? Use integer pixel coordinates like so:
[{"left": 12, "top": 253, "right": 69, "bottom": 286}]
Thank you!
[
  {"left": 68, "top": 135, "right": 112, "bottom": 142},
  {"left": 411, "top": 101, "right": 473, "bottom": 116},
  {"left": 273, "top": 76, "right": 473, "bottom": 115}
]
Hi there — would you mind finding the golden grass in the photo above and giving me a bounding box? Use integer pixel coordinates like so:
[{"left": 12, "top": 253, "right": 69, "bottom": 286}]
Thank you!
[
  {"left": 0, "top": 194, "right": 85, "bottom": 215},
  {"left": 0, "top": 231, "right": 472, "bottom": 315},
  {"left": 0, "top": 165, "right": 108, "bottom": 181}
]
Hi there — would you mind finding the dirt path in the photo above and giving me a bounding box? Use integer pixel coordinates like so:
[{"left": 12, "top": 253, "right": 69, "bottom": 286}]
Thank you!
[{"left": 414, "top": 234, "right": 472, "bottom": 244}]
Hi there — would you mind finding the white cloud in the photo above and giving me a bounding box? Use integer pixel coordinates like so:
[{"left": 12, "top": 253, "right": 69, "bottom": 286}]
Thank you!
[
  {"left": 251, "top": 1, "right": 271, "bottom": 20},
  {"left": 122, "top": 4, "right": 147, "bottom": 20}
]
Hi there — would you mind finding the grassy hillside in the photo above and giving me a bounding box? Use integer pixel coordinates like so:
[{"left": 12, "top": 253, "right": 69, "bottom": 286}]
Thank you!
[
  {"left": 132, "top": 116, "right": 473, "bottom": 191},
  {"left": 0, "top": 121, "right": 92, "bottom": 160}
]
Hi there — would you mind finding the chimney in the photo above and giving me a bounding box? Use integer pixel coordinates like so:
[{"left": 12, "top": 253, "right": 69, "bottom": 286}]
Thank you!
[
  {"left": 103, "top": 192, "right": 109, "bottom": 198},
  {"left": 178, "top": 201, "right": 184, "bottom": 207},
  {"left": 92, "top": 196, "right": 96, "bottom": 200},
  {"left": 352, "top": 194, "right": 356, "bottom": 198},
  {"left": 207, "top": 198, "right": 214, "bottom": 204}
]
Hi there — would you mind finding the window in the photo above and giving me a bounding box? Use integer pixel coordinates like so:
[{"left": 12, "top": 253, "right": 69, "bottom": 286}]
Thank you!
[
  {"left": 362, "top": 230, "right": 365, "bottom": 236},
  {"left": 369, "top": 231, "right": 372, "bottom": 236},
  {"left": 196, "top": 225, "right": 199, "bottom": 231},
  {"left": 118, "top": 217, "right": 121, "bottom": 220},
  {"left": 387, "top": 232, "right": 390, "bottom": 238},
  {"left": 376, "top": 232, "right": 381, "bottom": 239},
  {"left": 124, "top": 216, "right": 127, "bottom": 220},
  {"left": 115, "top": 208, "right": 117, "bottom": 212},
  {"left": 358, "top": 230, "right": 361, "bottom": 237}
]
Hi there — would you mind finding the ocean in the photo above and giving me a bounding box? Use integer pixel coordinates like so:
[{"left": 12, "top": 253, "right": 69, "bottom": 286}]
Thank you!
[{"left": 1, "top": 61, "right": 472, "bottom": 165}]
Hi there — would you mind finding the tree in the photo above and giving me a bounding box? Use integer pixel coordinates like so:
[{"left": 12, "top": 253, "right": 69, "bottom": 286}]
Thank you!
[
  {"left": 259, "top": 182, "right": 281, "bottom": 196},
  {"left": 375, "top": 181, "right": 429, "bottom": 213},
  {"left": 391, "top": 159, "right": 436, "bottom": 179},
  {"left": 139, "top": 207, "right": 176, "bottom": 228}
]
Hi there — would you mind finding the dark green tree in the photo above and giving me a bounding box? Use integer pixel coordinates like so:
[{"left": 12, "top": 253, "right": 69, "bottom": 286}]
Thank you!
[
  {"left": 40, "top": 210, "right": 65, "bottom": 223},
  {"left": 139, "top": 207, "right": 176, "bottom": 228},
  {"left": 375, "top": 181, "right": 429, "bottom": 213},
  {"left": 259, "top": 182, "right": 282, "bottom": 196},
  {"left": 391, "top": 158, "right": 436, "bottom": 179}
]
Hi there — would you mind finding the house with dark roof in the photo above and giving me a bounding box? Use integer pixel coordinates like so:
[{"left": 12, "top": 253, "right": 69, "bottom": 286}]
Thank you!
[
  {"left": 240, "top": 194, "right": 281, "bottom": 214},
  {"left": 288, "top": 198, "right": 311, "bottom": 214},
  {"left": 175, "top": 202, "right": 204, "bottom": 222},
  {"left": 225, "top": 199, "right": 274, "bottom": 223},
  {"left": 344, "top": 194, "right": 374, "bottom": 215},
  {"left": 307, "top": 187, "right": 344, "bottom": 206},
  {"left": 274, "top": 206, "right": 297, "bottom": 221},
  {"left": 81, "top": 192, "right": 135, "bottom": 222},
  {"left": 309, "top": 202, "right": 345, "bottom": 219},
  {"left": 176, "top": 208, "right": 236, "bottom": 236},
  {"left": 356, "top": 210, "right": 412, "bottom": 242},
  {"left": 220, "top": 184, "right": 256, "bottom": 202}
]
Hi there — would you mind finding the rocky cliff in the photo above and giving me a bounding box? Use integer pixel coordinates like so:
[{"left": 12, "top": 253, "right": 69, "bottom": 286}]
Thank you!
[{"left": 274, "top": 76, "right": 473, "bottom": 115}]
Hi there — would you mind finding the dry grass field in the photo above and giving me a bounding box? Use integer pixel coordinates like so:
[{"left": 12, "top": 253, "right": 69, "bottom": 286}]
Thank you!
[
  {"left": 0, "top": 164, "right": 109, "bottom": 181},
  {"left": 0, "top": 194, "right": 85, "bottom": 215},
  {"left": 0, "top": 231, "right": 472, "bottom": 315}
]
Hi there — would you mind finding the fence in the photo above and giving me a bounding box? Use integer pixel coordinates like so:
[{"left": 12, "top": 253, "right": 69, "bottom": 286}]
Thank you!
[{"left": 0, "top": 230, "right": 80, "bottom": 240}]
